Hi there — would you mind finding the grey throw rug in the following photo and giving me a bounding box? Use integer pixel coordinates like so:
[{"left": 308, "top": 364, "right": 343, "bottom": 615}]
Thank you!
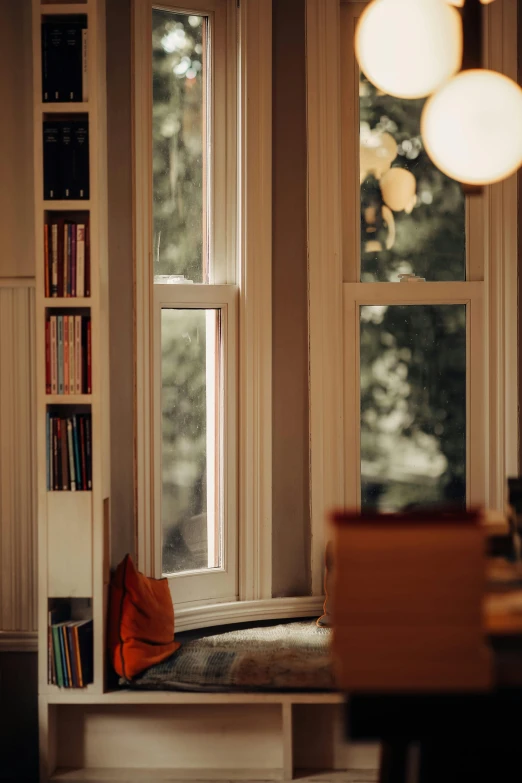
[{"left": 124, "top": 620, "right": 335, "bottom": 691}]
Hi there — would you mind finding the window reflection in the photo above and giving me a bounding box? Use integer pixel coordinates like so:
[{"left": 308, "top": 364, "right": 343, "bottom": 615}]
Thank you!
[
  {"left": 360, "top": 304, "right": 466, "bottom": 511},
  {"left": 359, "top": 75, "right": 466, "bottom": 282}
]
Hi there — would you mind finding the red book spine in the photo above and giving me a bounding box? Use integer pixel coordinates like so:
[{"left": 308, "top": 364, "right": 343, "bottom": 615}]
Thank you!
[
  {"left": 57, "top": 218, "right": 65, "bottom": 297},
  {"left": 87, "top": 318, "right": 91, "bottom": 394},
  {"left": 45, "top": 320, "right": 51, "bottom": 393},
  {"left": 44, "top": 224, "right": 50, "bottom": 298},
  {"left": 84, "top": 223, "right": 90, "bottom": 297},
  {"left": 71, "top": 224, "right": 77, "bottom": 298}
]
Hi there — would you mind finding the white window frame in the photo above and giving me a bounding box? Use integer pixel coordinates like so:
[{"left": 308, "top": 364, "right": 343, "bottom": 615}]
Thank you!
[
  {"left": 307, "top": 0, "right": 519, "bottom": 592},
  {"left": 134, "top": 0, "right": 274, "bottom": 623}
]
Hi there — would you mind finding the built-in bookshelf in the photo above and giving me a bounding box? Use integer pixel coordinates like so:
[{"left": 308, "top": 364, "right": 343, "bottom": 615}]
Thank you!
[{"left": 33, "top": 0, "right": 109, "bottom": 715}]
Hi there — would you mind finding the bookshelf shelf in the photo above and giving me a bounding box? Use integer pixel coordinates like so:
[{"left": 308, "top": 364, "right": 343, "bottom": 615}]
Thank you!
[
  {"left": 44, "top": 298, "right": 91, "bottom": 307},
  {"left": 35, "top": 0, "right": 109, "bottom": 730},
  {"left": 42, "top": 103, "right": 90, "bottom": 113},
  {"left": 44, "top": 200, "right": 91, "bottom": 210},
  {"left": 42, "top": 4, "right": 88, "bottom": 14},
  {"left": 46, "top": 394, "right": 91, "bottom": 404}
]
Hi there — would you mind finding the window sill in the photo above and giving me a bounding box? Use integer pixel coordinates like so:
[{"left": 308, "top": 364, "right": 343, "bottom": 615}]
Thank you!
[{"left": 174, "top": 596, "right": 324, "bottom": 632}]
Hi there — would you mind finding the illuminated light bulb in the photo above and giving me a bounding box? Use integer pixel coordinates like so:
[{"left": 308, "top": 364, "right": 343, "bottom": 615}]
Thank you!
[
  {"left": 421, "top": 69, "right": 522, "bottom": 185},
  {"left": 355, "top": 0, "right": 463, "bottom": 99},
  {"left": 380, "top": 168, "right": 417, "bottom": 213}
]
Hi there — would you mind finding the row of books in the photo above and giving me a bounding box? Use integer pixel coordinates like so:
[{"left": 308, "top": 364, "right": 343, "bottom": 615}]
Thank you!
[
  {"left": 44, "top": 220, "right": 90, "bottom": 298},
  {"left": 46, "top": 413, "right": 92, "bottom": 492},
  {"left": 45, "top": 315, "right": 91, "bottom": 395},
  {"left": 43, "top": 121, "right": 90, "bottom": 200},
  {"left": 42, "top": 19, "right": 88, "bottom": 103},
  {"left": 48, "top": 606, "right": 93, "bottom": 687}
]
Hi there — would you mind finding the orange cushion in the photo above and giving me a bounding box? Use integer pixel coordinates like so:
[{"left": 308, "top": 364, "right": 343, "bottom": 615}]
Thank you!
[{"left": 108, "top": 554, "right": 181, "bottom": 679}]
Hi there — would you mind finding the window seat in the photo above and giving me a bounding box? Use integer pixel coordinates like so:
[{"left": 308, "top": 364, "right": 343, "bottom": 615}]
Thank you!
[{"left": 122, "top": 619, "right": 336, "bottom": 693}]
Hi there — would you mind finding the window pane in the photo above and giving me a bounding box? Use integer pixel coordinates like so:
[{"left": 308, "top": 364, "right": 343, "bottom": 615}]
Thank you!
[
  {"left": 161, "top": 309, "right": 222, "bottom": 575},
  {"left": 360, "top": 304, "right": 466, "bottom": 511},
  {"left": 360, "top": 74, "right": 466, "bottom": 282},
  {"left": 152, "top": 10, "right": 208, "bottom": 284}
]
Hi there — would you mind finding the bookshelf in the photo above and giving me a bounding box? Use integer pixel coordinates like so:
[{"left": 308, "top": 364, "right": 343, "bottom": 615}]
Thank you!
[{"left": 32, "top": 0, "right": 109, "bottom": 712}]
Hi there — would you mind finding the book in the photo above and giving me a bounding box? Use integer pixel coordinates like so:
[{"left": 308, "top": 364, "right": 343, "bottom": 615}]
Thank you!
[
  {"left": 60, "top": 417, "right": 68, "bottom": 490},
  {"left": 68, "top": 316, "right": 75, "bottom": 395},
  {"left": 75, "top": 315, "right": 81, "bottom": 393},
  {"left": 71, "top": 224, "right": 77, "bottom": 297},
  {"left": 72, "top": 415, "right": 82, "bottom": 490},
  {"left": 82, "top": 29, "right": 88, "bottom": 102},
  {"left": 42, "top": 20, "right": 87, "bottom": 103},
  {"left": 72, "top": 122, "right": 90, "bottom": 199},
  {"left": 45, "top": 321, "right": 51, "bottom": 394},
  {"left": 46, "top": 412, "right": 51, "bottom": 490},
  {"left": 63, "top": 315, "right": 69, "bottom": 394},
  {"left": 51, "top": 223, "right": 58, "bottom": 296},
  {"left": 50, "top": 316, "right": 57, "bottom": 394},
  {"left": 52, "top": 418, "right": 59, "bottom": 491},
  {"left": 72, "top": 624, "right": 83, "bottom": 687},
  {"left": 61, "top": 124, "right": 74, "bottom": 200},
  {"left": 62, "top": 625, "right": 73, "bottom": 687},
  {"left": 52, "top": 625, "right": 64, "bottom": 687},
  {"left": 44, "top": 224, "right": 50, "bottom": 298},
  {"left": 67, "top": 418, "right": 76, "bottom": 491},
  {"left": 80, "top": 416, "right": 87, "bottom": 490},
  {"left": 66, "top": 625, "right": 79, "bottom": 688},
  {"left": 57, "top": 316, "right": 64, "bottom": 394},
  {"left": 85, "top": 223, "right": 90, "bottom": 296},
  {"left": 77, "top": 619, "right": 94, "bottom": 685},
  {"left": 43, "top": 123, "right": 61, "bottom": 199},
  {"left": 86, "top": 318, "right": 91, "bottom": 393},
  {"left": 85, "top": 414, "right": 92, "bottom": 489},
  {"left": 63, "top": 22, "right": 83, "bottom": 102},
  {"left": 76, "top": 225, "right": 85, "bottom": 297}
]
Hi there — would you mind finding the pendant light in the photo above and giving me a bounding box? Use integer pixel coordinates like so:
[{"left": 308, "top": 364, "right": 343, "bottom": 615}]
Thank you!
[
  {"left": 421, "top": 70, "right": 522, "bottom": 186},
  {"left": 421, "top": 0, "right": 522, "bottom": 186},
  {"left": 355, "top": 0, "right": 463, "bottom": 100}
]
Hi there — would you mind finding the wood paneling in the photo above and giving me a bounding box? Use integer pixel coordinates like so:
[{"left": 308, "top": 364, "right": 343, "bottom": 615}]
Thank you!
[
  {"left": 272, "top": 0, "right": 310, "bottom": 598},
  {"left": 0, "top": 285, "right": 37, "bottom": 632}
]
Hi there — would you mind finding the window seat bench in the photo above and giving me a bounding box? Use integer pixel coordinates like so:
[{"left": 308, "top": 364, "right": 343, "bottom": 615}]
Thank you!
[{"left": 42, "top": 620, "right": 379, "bottom": 781}]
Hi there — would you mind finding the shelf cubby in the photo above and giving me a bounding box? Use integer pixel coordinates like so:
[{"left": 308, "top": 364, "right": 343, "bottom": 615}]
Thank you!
[{"left": 47, "top": 597, "right": 93, "bottom": 689}]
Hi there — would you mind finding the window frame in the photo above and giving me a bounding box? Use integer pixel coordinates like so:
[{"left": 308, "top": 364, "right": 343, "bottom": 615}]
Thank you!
[
  {"left": 153, "top": 284, "right": 238, "bottom": 603},
  {"left": 307, "top": 0, "right": 519, "bottom": 593},
  {"left": 134, "top": 0, "right": 274, "bottom": 621}
]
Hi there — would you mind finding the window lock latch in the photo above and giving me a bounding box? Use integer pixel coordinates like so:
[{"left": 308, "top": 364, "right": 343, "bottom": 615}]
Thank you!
[{"left": 398, "top": 273, "right": 426, "bottom": 283}]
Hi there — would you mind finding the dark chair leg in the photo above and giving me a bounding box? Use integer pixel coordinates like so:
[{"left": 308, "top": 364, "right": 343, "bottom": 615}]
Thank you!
[{"left": 379, "top": 741, "right": 409, "bottom": 783}]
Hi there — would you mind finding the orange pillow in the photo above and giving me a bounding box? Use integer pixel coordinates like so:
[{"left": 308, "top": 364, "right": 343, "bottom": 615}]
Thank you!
[{"left": 108, "top": 554, "right": 180, "bottom": 679}]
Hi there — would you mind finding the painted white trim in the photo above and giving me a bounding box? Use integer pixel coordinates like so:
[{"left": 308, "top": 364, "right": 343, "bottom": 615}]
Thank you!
[
  {"left": 0, "top": 277, "right": 36, "bottom": 288},
  {"left": 343, "top": 282, "right": 486, "bottom": 510},
  {"left": 135, "top": 0, "right": 273, "bottom": 611},
  {"left": 153, "top": 285, "right": 238, "bottom": 603},
  {"left": 306, "top": 0, "right": 345, "bottom": 596},
  {"left": 0, "top": 631, "right": 38, "bottom": 653},
  {"left": 483, "top": 0, "right": 519, "bottom": 508},
  {"left": 175, "top": 596, "right": 324, "bottom": 632},
  {"left": 237, "top": 0, "right": 273, "bottom": 601}
]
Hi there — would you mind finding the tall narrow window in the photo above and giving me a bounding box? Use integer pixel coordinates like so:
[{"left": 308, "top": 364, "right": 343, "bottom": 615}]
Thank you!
[
  {"left": 150, "top": 0, "right": 237, "bottom": 604},
  {"left": 341, "top": 1, "right": 485, "bottom": 513}
]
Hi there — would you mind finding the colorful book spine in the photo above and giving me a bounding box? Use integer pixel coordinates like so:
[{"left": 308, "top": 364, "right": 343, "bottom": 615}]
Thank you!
[
  {"left": 45, "top": 320, "right": 51, "bottom": 393},
  {"left": 51, "top": 224, "right": 58, "bottom": 296},
  {"left": 76, "top": 225, "right": 85, "bottom": 297},
  {"left": 67, "top": 418, "right": 76, "bottom": 491},
  {"left": 57, "top": 316, "right": 63, "bottom": 394},
  {"left": 50, "top": 316, "right": 57, "bottom": 394},
  {"left": 44, "top": 224, "right": 50, "bottom": 298},
  {"left": 75, "top": 316, "right": 82, "bottom": 393},
  {"left": 63, "top": 316, "right": 69, "bottom": 394}
]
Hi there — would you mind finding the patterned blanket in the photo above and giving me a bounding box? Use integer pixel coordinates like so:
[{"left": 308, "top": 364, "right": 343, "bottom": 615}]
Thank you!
[{"left": 125, "top": 621, "right": 335, "bottom": 692}]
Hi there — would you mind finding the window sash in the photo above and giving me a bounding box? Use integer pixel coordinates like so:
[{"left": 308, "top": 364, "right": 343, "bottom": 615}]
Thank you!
[
  {"left": 344, "top": 282, "right": 485, "bottom": 510},
  {"left": 153, "top": 284, "right": 238, "bottom": 603}
]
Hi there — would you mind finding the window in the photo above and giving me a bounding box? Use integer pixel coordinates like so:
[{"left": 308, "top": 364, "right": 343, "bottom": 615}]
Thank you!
[
  {"left": 136, "top": 0, "right": 238, "bottom": 606},
  {"left": 341, "top": 1, "right": 486, "bottom": 512}
]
